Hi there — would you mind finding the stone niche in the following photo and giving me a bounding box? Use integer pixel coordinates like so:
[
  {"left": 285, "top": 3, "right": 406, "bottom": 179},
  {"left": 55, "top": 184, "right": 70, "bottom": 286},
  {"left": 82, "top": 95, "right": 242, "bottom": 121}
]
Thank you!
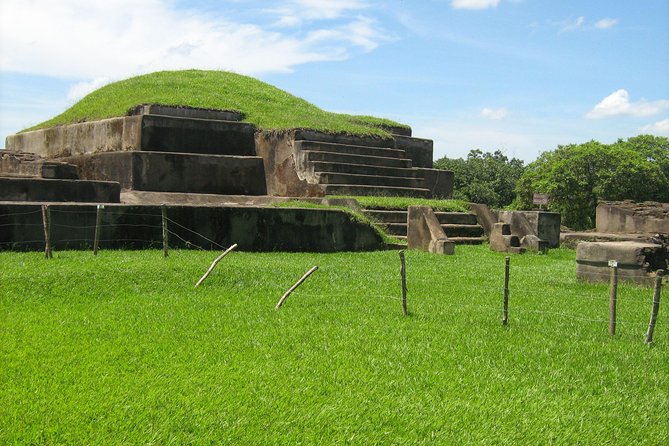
[{"left": 576, "top": 241, "right": 668, "bottom": 285}]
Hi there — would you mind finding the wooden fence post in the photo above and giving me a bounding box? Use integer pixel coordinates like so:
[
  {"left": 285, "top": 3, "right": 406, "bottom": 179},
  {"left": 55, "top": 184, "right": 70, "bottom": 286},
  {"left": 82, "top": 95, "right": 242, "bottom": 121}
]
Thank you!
[
  {"left": 93, "top": 204, "right": 103, "bottom": 255},
  {"left": 275, "top": 266, "right": 319, "bottom": 310},
  {"left": 645, "top": 270, "right": 664, "bottom": 344},
  {"left": 502, "top": 256, "right": 510, "bottom": 325},
  {"left": 609, "top": 260, "right": 618, "bottom": 336},
  {"left": 399, "top": 250, "right": 408, "bottom": 316},
  {"left": 161, "top": 204, "right": 168, "bottom": 257},
  {"left": 41, "top": 204, "right": 52, "bottom": 259}
]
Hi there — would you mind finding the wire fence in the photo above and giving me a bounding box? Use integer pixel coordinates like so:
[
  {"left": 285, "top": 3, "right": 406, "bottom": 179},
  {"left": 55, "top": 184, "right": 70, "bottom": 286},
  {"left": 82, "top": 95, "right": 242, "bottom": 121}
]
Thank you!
[{"left": 1, "top": 205, "right": 665, "bottom": 344}]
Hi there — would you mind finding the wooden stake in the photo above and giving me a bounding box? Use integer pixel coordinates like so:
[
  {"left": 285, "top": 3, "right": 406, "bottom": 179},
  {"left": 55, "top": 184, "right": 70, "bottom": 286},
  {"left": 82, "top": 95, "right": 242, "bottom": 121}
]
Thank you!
[
  {"left": 195, "top": 244, "right": 238, "bottom": 288},
  {"left": 645, "top": 270, "right": 664, "bottom": 344},
  {"left": 399, "top": 250, "right": 408, "bottom": 316},
  {"left": 275, "top": 266, "right": 318, "bottom": 310},
  {"left": 161, "top": 204, "right": 168, "bottom": 257},
  {"left": 609, "top": 260, "right": 618, "bottom": 336},
  {"left": 502, "top": 256, "right": 510, "bottom": 325},
  {"left": 93, "top": 204, "right": 103, "bottom": 255},
  {"left": 41, "top": 204, "right": 52, "bottom": 259}
]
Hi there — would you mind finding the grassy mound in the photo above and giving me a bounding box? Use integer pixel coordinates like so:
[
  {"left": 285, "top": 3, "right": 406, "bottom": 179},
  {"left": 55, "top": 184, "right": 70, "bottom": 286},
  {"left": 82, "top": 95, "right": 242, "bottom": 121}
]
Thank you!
[{"left": 25, "top": 70, "right": 409, "bottom": 135}]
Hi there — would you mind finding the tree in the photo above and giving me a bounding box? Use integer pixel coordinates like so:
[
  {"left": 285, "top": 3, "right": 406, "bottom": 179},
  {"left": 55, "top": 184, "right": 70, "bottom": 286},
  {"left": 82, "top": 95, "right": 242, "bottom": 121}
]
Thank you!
[
  {"left": 434, "top": 150, "right": 525, "bottom": 208},
  {"left": 515, "top": 136, "right": 669, "bottom": 230}
]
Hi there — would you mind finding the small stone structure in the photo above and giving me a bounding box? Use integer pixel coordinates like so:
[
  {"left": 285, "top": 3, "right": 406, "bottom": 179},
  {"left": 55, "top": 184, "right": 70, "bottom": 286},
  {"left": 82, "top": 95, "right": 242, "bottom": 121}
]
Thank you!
[
  {"left": 406, "top": 206, "right": 455, "bottom": 254},
  {"left": 576, "top": 241, "right": 668, "bottom": 285},
  {"left": 489, "top": 223, "right": 525, "bottom": 254},
  {"left": 596, "top": 201, "right": 669, "bottom": 234}
]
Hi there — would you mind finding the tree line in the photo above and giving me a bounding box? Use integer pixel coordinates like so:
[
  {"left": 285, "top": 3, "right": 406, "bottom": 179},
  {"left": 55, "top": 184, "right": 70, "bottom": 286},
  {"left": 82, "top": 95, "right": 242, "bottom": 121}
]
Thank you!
[{"left": 434, "top": 135, "right": 669, "bottom": 230}]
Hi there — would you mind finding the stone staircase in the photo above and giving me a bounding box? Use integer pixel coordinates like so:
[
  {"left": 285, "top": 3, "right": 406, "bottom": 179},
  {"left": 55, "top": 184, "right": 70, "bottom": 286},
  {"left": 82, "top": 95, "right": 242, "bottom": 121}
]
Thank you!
[
  {"left": 293, "top": 132, "right": 432, "bottom": 198},
  {"left": 363, "top": 208, "right": 486, "bottom": 244}
]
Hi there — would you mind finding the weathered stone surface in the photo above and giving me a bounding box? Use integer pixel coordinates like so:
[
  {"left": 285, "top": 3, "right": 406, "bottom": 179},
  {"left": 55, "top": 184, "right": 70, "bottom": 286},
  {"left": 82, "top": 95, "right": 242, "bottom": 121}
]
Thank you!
[
  {"left": 407, "top": 206, "right": 455, "bottom": 254},
  {"left": 469, "top": 203, "right": 498, "bottom": 236},
  {"left": 521, "top": 234, "right": 548, "bottom": 253},
  {"left": 417, "top": 168, "right": 453, "bottom": 198},
  {"left": 393, "top": 135, "right": 433, "bottom": 168},
  {"left": 1, "top": 151, "right": 79, "bottom": 179},
  {"left": 293, "top": 129, "right": 395, "bottom": 148},
  {"left": 497, "top": 210, "right": 560, "bottom": 248},
  {"left": 0, "top": 177, "right": 120, "bottom": 203},
  {"left": 0, "top": 203, "right": 385, "bottom": 252},
  {"left": 561, "top": 231, "right": 654, "bottom": 249},
  {"left": 596, "top": 201, "right": 669, "bottom": 234},
  {"left": 5, "top": 116, "right": 143, "bottom": 158},
  {"left": 65, "top": 152, "right": 267, "bottom": 195},
  {"left": 489, "top": 222, "right": 525, "bottom": 254},
  {"left": 576, "top": 241, "right": 668, "bottom": 285},
  {"left": 128, "top": 104, "right": 244, "bottom": 122},
  {"left": 140, "top": 115, "right": 256, "bottom": 155}
]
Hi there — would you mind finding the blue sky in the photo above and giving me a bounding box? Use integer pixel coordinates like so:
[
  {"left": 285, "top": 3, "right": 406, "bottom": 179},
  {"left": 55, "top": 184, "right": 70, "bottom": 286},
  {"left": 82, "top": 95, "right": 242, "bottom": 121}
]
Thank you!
[{"left": 1, "top": 0, "right": 668, "bottom": 162}]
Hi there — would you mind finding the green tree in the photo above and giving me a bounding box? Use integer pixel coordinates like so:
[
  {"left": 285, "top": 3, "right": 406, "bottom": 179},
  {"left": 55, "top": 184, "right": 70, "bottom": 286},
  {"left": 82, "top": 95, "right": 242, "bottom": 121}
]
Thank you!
[
  {"left": 515, "top": 136, "right": 669, "bottom": 230},
  {"left": 434, "top": 150, "right": 525, "bottom": 208}
]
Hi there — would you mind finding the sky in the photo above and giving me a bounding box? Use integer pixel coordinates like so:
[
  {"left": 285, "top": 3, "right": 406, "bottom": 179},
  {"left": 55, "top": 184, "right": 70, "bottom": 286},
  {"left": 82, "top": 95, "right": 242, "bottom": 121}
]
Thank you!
[{"left": 1, "top": 0, "right": 668, "bottom": 162}]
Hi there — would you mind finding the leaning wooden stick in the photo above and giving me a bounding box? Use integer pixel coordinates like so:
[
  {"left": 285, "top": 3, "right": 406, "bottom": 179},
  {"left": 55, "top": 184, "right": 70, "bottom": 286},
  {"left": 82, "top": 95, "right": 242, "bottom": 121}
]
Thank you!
[
  {"left": 41, "top": 204, "right": 52, "bottom": 259},
  {"left": 194, "top": 244, "right": 238, "bottom": 288},
  {"left": 645, "top": 270, "right": 664, "bottom": 344},
  {"left": 399, "top": 250, "right": 408, "bottom": 316},
  {"left": 93, "top": 204, "right": 104, "bottom": 256},
  {"left": 275, "top": 266, "right": 319, "bottom": 310}
]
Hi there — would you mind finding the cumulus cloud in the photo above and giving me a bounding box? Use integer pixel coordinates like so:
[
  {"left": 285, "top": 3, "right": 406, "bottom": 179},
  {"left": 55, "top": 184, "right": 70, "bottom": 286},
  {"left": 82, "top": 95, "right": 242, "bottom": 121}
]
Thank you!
[
  {"left": 269, "top": 0, "right": 368, "bottom": 27},
  {"left": 641, "top": 118, "right": 669, "bottom": 135},
  {"left": 0, "top": 0, "right": 386, "bottom": 81},
  {"left": 595, "top": 18, "right": 619, "bottom": 29},
  {"left": 67, "top": 77, "right": 111, "bottom": 101},
  {"left": 586, "top": 89, "right": 669, "bottom": 119},
  {"left": 480, "top": 107, "right": 509, "bottom": 120},
  {"left": 451, "top": 0, "right": 501, "bottom": 10}
]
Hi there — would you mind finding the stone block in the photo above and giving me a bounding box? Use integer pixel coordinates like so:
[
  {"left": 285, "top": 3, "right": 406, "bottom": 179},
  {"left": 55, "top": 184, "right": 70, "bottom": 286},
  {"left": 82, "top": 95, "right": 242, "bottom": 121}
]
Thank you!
[
  {"left": 0, "top": 177, "right": 120, "bottom": 203},
  {"left": 407, "top": 205, "right": 455, "bottom": 254},
  {"left": 490, "top": 222, "right": 525, "bottom": 254},
  {"left": 128, "top": 104, "right": 243, "bottom": 122},
  {"left": 576, "top": 241, "right": 668, "bottom": 285},
  {"left": 469, "top": 203, "right": 498, "bottom": 236},
  {"left": 393, "top": 135, "right": 433, "bottom": 168},
  {"left": 521, "top": 234, "right": 548, "bottom": 253},
  {"left": 497, "top": 210, "right": 560, "bottom": 248},
  {"left": 417, "top": 168, "right": 453, "bottom": 198},
  {"left": 596, "top": 201, "right": 669, "bottom": 234},
  {"left": 66, "top": 152, "right": 267, "bottom": 195}
]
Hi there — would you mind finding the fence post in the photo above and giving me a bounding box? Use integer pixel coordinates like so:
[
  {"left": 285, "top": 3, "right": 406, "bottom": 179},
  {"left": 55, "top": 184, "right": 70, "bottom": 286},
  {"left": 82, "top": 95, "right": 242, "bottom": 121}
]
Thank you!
[
  {"left": 609, "top": 260, "right": 618, "bottom": 336},
  {"left": 275, "top": 266, "right": 319, "bottom": 310},
  {"left": 645, "top": 270, "right": 664, "bottom": 344},
  {"left": 93, "top": 204, "right": 103, "bottom": 256},
  {"left": 502, "top": 256, "right": 510, "bottom": 325},
  {"left": 161, "top": 204, "right": 168, "bottom": 257},
  {"left": 399, "top": 250, "right": 408, "bottom": 316},
  {"left": 41, "top": 204, "right": 52, "bottom": 259}
]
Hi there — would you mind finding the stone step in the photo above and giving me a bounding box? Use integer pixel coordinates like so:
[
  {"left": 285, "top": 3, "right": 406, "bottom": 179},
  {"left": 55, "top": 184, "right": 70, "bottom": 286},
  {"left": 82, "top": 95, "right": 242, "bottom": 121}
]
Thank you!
[
  {"left": 293, "top": 129, "right": 395, "bottom": 148},
  {"left": 393, "top": 135, "right": 433, "bottom": 168},
  {"left": 129, "top": 104, "right": 244, "bottom": 122},
  {"left": 294, "top": 140, "right": 406, "bottom": 159},
  {"left": 310, "top": 162, "right": 420, "bottom": 178},
  {"left": 441, "top": 224, "right": 485, "bottom": 238},
  {"left": 306, "top": 151, "right": 412, "bottom": 169},
  {"left": 362, "top": 209, "right": 480, "bottom": 225},
  {"left": 140, "top": 114, "right": 256, "bottom": 155},
  {"left": 65, "top": 151, "right": 267, "bottom": 196},
  {"left": 0, "top": 177, "right": 120, "bottom": 203},
  {"left": 323, "top": 184, "right": 430, "bottom": 198},
  {"left": 448, "top": 237, "right": 486, "bottom": 245},
  {"left": 317, "top": 172, "right": 424, "bottom": 188}
]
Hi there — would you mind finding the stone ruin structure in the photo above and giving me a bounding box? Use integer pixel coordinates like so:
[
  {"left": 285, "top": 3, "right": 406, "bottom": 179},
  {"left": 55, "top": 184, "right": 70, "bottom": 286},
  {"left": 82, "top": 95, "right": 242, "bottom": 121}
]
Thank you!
[
  {"left": 0, "top": 104, "right": 458, "bottom": 252},
  {"left": 573, "top": 201, "right": 669, "bottom": 284},
  {"left": 469, "top": 203, "right": 560, "bottom": 254}
]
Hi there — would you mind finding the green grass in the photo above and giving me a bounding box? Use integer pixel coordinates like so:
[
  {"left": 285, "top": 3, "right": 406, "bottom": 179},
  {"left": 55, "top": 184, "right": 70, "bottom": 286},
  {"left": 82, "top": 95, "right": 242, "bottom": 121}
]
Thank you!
[
  {"left": 24, "top": 70, "right": 409, "bottom": 136},
  {"left": 1, "top": 247, "right": 667, "bottom": 444},
  {"left": 335, "top": 195, "right": 470, "bottom": 212}
]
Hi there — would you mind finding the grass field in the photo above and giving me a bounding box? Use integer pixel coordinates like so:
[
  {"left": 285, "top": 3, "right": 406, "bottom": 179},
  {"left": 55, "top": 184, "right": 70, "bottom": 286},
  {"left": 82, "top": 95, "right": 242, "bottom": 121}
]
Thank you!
[
  {"left": 24, "top": 70, "right": 409, "bottom": 136},
  {"left": 1, "top": 246, "right": 667, "bottom": 445}
]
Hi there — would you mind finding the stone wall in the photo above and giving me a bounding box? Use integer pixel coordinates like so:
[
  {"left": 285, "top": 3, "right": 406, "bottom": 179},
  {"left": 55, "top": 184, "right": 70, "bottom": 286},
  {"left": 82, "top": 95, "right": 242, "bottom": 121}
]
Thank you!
[{"left": 596, "top": 201, "right": 669, "bottom": 234}]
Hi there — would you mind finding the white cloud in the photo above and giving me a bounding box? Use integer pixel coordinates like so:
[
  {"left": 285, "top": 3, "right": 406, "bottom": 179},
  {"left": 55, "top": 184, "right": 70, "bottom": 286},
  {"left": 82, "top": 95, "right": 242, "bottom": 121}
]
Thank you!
[
  {"left": 641, "top": 118, "right": 669, "bottom": 135},
  {"left": 451, "top": 0, "right": 501, "bottom": 10},
  {"left": 595, "top": 18, "right": 619, "bottom": 29},
  {"left": 67, "top": 77, "right": 111, "bottom": 101},
  {"left": 560, "top": 16, "right": 585, "bottom": 32},
  {"left": 586, "top": 89, "right": 669, "bottom": 119},
  {"left": 0, "top": 0, "right": 385, "bottom": 81},
  {"left": 268, "top": 0, "right": 368, "bottom": 28},
  {"left": 480, "top": 107, "right": 509, "bottom": 120}
]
